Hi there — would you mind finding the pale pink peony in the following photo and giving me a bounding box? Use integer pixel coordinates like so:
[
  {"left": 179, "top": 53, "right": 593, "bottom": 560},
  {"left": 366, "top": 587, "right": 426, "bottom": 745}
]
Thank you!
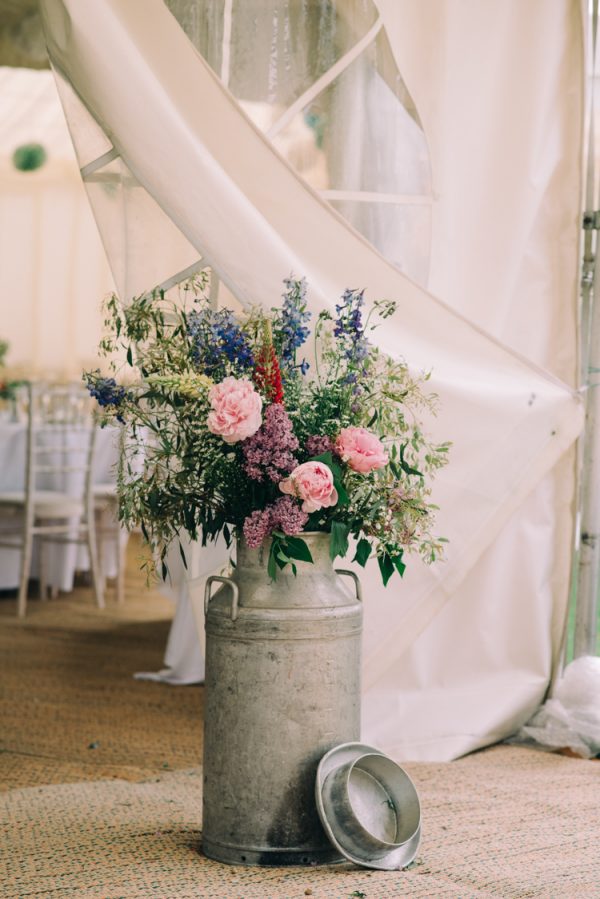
[
  {"left": 207, "top": 377, "right": 262, "bottom": 444},
  {"left": 279, "top": 460, "right": 338, "bottom": 513},
  {"left": 335, "top": 426, "right": 388, "bottom": 473}
]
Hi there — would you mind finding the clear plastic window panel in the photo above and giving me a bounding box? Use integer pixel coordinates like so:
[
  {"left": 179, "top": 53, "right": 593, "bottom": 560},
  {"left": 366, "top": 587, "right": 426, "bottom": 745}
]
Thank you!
[
  {"left": 51, "top": 66, "right": 114, "bottom": 170},
  {"left": 164, "top": 0, "right": 226, "bottom": 77},
  {"left": 165, "top": 0, "right": 379, "bottom": 131},
  {"left": 84, "top": 157, "right": 202, "bottom": 300},
  {"left": 329, "top": 201, "right": 431, "bottom": 286},
  {"left": 272, "top": 29, "right": 431, "bottom": 196},
  {"left": 163, "top": 1, "right": 432, "bottom": 285}
]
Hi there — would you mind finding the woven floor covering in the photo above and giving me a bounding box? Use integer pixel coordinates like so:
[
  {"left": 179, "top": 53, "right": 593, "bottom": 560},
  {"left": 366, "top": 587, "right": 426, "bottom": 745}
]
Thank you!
[{"left": 3, "top": 745, "right": 599, "bottom": 899}]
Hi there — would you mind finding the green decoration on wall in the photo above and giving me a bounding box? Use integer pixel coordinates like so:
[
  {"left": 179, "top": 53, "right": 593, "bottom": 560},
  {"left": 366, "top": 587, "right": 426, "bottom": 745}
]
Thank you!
[{"left": 12, "top": 143, "right": 48, "bottom": 172}]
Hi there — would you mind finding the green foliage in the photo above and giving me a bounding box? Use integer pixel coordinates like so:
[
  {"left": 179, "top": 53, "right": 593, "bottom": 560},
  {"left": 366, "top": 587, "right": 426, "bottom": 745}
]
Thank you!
[
  {"left": 353, "top": 538, "right": 372, "bottom": 567},
  {"left": 268, "top": 533, "right": 314, "bottom": 579},
  {"left": 330, "top": 520, "right": 350, "bottom": 561}
]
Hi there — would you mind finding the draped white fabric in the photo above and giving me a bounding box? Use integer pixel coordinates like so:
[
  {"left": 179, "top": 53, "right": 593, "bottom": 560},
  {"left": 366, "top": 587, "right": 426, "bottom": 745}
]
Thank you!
[{"left": 39, "top": 0, "right": 585, "bottom": 759}]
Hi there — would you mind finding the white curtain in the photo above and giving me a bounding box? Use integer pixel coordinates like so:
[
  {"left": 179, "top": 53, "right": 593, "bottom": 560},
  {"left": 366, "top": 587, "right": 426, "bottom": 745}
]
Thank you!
[
  {"left": 39, "top": 0, "right": 584, "bottom": 760},
  {"left": 366, "top": 0, "right": 584, "bottom": 759},
  {"left": 0, "top": 68, "right": 114, "bottom": 379}
]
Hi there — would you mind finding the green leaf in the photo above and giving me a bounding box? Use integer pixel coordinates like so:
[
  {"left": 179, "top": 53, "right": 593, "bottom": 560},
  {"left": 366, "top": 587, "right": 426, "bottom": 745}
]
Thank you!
[
  {"left": 310, "top": 451, "right": 333, "bottom": 466},
  {"left": 310, "top": 449, "right": 342, "bottom": 477},
  {"left": 367, "top": 409, "right": 378, "bottom": 428},
  {"left": 392, "top": 552, "right": 406, "bottom": 577},
  {"left": 283, "top": 536, "right": 313, "bottom": 563},
  {"left": 377, "top": 552, "right": 395, "bottom": 586},
  {"left": 126, "top": 345, "right": 133, "bottom": 366},
  {"left": 329, "top": 459, "right": 343, "bottom": 482},
  {"left": 399, "top": 442, "right": 423, "bottom": 477},
  {"left": 330, "top": 520, "right": 350, "bottom": 560},
  {"left": 389, "top": 460, "right": 402, "bottom": 479},
  {"left": 267, "top": 540, "right": 278, "bottom": 580},
  {"left": 353, "top": 538, "right": 371, "bottom": 567},
  {"left": 334, "top": 484, "right": 349, "bottom": 508},
  {"left": 178, "top": 541, "right": 188, "bottom": 570}
]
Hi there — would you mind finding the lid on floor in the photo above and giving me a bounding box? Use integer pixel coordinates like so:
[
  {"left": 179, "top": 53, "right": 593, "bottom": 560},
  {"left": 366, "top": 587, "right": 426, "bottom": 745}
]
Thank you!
[{"left": 315, "top": 741, "right": 421, "bottom": 870}]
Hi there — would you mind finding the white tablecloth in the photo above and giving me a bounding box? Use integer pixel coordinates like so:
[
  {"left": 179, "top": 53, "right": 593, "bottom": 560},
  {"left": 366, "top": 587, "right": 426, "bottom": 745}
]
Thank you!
[{"left": 0, "top": 423, "right": 120, "bottom": 591}]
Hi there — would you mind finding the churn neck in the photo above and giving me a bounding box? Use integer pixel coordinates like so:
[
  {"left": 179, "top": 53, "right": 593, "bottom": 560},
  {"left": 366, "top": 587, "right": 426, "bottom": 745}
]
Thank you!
[{"left": 236, "top": 531, "right": 333, "bottom": 574}]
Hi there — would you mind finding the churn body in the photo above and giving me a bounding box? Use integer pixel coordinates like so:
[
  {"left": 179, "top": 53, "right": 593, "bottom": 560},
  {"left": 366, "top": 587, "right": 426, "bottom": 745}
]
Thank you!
[{"left": 202, "top": 533, "right": 362, "bottom": 865}]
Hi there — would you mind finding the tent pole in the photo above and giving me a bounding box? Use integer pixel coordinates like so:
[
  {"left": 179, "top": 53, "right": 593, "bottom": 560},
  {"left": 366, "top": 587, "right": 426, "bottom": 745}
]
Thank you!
[
  {"left": 573, "top": 0, "right": 599, "bottom": 659},
  {"left": 574, "top": 223, "right": 600, "bottom": 658}
]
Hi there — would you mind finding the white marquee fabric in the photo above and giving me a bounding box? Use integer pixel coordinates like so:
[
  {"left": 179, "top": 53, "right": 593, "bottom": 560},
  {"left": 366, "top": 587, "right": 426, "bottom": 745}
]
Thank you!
[
  {"left": 39, "top": 0, "right": 585, "bottom": 759},
  {"left": 0, "top": 67, "right": 114, "bottom": 378}
]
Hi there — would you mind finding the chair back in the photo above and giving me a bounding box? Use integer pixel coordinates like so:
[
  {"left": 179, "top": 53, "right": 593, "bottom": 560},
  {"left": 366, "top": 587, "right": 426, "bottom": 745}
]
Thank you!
[{"left": 21, "top": 382, "right": 97, "bottom": 519}]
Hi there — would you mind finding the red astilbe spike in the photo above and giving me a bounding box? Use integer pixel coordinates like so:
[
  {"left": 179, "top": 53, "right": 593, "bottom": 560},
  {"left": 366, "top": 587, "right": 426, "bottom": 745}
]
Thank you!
[{"left": 253, "top": 320, "right": 284, "bottom": 404}]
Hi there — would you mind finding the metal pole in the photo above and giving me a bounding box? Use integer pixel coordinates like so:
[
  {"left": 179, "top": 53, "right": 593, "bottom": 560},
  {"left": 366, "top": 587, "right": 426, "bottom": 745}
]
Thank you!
[{"left": 574, "top": 0, "right": 600, "bottom": 658}]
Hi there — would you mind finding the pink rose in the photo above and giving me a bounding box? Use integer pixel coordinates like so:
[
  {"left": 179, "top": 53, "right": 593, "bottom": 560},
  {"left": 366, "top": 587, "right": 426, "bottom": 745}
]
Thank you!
[
  {"left": 279, "top": 461, "right": 338, "bottom": 513},
  {"left": 207, "top": 377, "right": 262, "bottom": 444},
  {"left": 335, "top": 426, "right": 388, "bottom": 473}
]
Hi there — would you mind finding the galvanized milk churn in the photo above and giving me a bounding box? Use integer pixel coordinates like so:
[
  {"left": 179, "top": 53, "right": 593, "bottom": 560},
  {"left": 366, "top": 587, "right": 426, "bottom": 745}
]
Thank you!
[{"left": 202, "top": 531, "right": 363, "bottom": 865}]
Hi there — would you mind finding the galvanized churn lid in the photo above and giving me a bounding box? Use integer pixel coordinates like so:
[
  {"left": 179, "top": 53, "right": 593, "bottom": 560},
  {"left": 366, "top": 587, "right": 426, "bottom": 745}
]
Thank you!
[{"left": 315, "top": 742, "right": 422, "bottom": 870}]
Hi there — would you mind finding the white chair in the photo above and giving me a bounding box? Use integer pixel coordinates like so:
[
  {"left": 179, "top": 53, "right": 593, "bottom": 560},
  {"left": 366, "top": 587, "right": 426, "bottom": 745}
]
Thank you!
[{"left": 0, "top": 382, "right": 104, "bottom": 617}]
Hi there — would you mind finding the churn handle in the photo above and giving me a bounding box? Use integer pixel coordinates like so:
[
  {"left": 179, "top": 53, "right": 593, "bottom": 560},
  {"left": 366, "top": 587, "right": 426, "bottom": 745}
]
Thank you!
[
  {"left": 334, "top": 569, "right": 362, "bottom": 603},
  {"left": 204, "top": 575, "right": 240, "bottom": 621}
]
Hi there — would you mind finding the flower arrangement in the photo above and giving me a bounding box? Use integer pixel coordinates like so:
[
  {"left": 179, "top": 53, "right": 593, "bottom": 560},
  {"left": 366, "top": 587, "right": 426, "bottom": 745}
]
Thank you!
[{"left": 85, "top": 276, "right": 449, "bottom": 585}]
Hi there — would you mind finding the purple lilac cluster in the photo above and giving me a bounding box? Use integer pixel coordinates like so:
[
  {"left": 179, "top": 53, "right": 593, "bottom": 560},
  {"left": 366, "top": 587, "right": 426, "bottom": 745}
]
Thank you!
[
  {"left": 305, "top": 434, "right": 334, "bottom": 457},
  {"left": 243, "top": 496, "right": 309, "bottom": 548},
  {"left": 187, "top": 308, "right": 254, "bottom": 376},
  {"left": 242, "top": 404, "right": 299, "bottom": 482},
  {"left": 277, "top": 277, "right": 311, "bottom": 376},
  {"left": 85, "top": 373, "right": 128, "bottom": 423}
]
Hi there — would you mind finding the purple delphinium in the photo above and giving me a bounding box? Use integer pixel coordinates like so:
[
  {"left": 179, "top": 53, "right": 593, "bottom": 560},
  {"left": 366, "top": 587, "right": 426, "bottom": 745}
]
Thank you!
[
  {"left": 334, "top": 288, "right": 369, "bottom": 365},
  {"left": 274, "top": 277, "right": 311, "bottom": 377},
  {"left": 187, "top": 307, "right": 254, "bottom": 376},
  {"left": 334, "top": 288, "right": 371, "bottom": 395},
  {"left": 242, "top": 404, "right": 299, "bottom": 482},
  {"left": 305, "top": 434, "right": 334, "bottom": 457},
  {"left": 85, "top": 373, "right": 128, "bottom": 423}
]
